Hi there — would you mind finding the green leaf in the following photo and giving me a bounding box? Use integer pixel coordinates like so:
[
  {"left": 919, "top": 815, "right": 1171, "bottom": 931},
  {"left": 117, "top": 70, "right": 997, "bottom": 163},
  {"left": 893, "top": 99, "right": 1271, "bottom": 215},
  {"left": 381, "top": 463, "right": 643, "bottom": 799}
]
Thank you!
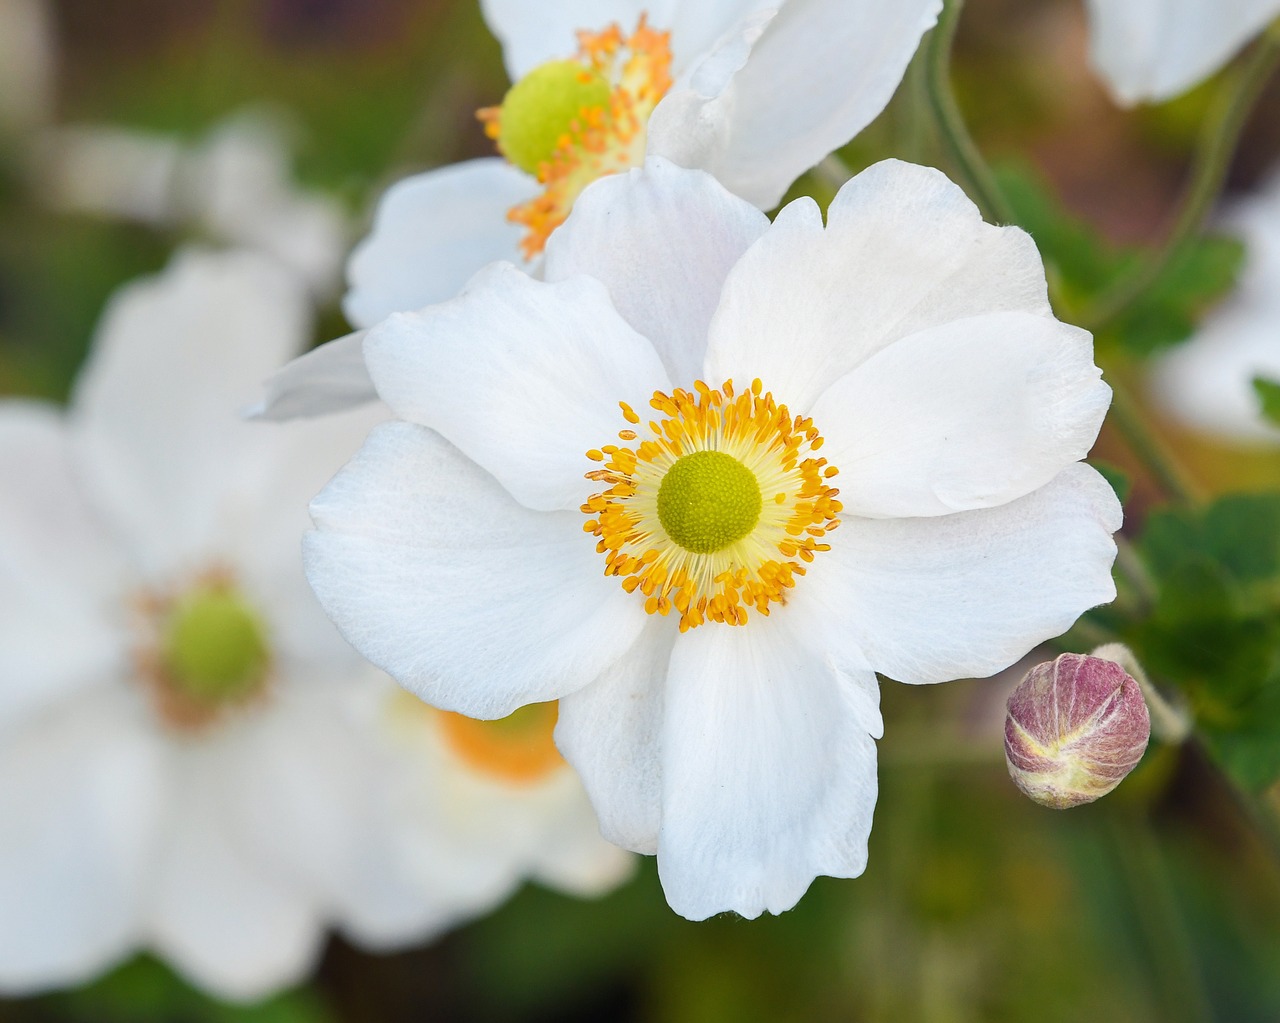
[
  {"left": 1253, "top": 376, "right": 1280, "bottom": 428},
  {"left": 992, "top": 160, "right": 1245, "bottom": 356}
]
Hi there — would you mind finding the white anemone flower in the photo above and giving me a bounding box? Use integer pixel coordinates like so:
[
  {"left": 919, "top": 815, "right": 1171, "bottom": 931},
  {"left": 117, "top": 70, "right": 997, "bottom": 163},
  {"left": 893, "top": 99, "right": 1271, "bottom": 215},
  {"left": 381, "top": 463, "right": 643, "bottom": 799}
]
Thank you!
[
  {"left": 34, "top": 111, "right": 348, "bottom": 299},
  {"left": 378, "top": 695, "right": 634, "bottom": 921},
  {"left": 1150, "top": 170, "right": 1280, "bottom": 443},
  {"left": 1085, "top": 0, "right": 1280, "bottom": 105},
  {"left": 303, "top": 157, "right": 1122, "bottom": 920},
  {"left": 252, "top": 0, "right": 941, "bottom": 419},
  {"left": 0, "top": 249, "right": 627, "bottom": 1001}
]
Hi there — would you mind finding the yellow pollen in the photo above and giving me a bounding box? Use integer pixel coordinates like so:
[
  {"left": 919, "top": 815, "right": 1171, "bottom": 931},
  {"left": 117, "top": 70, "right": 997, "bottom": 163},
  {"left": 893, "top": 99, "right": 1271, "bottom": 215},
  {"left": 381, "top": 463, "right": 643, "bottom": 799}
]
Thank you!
[
  {"left": 581, "top": 379, "right": 843, "bottom": 631},
  {"left": 478, "top": 16, "right": 673, "bottom": 259}
]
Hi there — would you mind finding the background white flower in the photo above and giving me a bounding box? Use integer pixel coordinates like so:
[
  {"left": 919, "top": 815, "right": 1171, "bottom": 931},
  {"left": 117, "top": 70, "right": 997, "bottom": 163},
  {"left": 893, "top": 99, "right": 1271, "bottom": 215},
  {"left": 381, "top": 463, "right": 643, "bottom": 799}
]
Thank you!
[
  {"left": 253, "top": 0, "right": 941, "bottom": 420},
  {"left": 1085, "top": 0, "right": 1280, "bottom": 105},
  {"left": 34, "top": 110, "right": 349, "bottom": 299},
  {"left": 1149, "top": 169, "right": 1280, "bottom": 443},
  {"left": 303, "top": 157, "right": 1121, "bottom": 921},
  {"left": 0, "top": 248, "right": 627, "bottom": 1002}
]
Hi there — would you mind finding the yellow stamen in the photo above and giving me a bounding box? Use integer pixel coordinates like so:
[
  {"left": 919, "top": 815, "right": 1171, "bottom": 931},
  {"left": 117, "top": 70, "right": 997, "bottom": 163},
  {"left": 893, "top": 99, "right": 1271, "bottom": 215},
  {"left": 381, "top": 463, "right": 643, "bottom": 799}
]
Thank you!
[
  {"left": 478, "top": 16, "right": 673, "bottom": 259},
  {"left": 582, "top": 380, "right": 842, "bottom": 631}
]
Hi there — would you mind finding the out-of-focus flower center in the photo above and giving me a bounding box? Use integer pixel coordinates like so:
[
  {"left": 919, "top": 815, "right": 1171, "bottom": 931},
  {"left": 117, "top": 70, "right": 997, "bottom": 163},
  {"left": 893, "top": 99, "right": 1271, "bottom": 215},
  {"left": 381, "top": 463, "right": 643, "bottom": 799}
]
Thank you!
[
  {"left": 135, "top": 572, "right": 272, "bottom": 730},
  {"left": 583, "top": 379, "right": 843, "bottom": 632},
  {"left": 479, "top": 16, "right": 673, "bottom": 259},
  {"left": 435, "top": 702, "right": 564, "bottom": 785}
]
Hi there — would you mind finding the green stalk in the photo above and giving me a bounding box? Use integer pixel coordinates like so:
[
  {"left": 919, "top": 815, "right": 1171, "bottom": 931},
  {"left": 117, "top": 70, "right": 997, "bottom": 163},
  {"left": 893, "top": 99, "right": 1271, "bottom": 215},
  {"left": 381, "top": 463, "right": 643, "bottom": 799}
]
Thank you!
[
  {"left": 923, "top": 0, "right": 1015, "bottom": 224},
  {"left": 1081, "top": 24, "right": 1280, "bottom": 331}
]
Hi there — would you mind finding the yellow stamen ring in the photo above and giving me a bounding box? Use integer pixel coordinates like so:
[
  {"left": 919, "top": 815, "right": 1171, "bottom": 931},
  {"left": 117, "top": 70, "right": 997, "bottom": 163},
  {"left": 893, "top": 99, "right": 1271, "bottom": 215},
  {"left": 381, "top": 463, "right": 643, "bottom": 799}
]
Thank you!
[
  {"left": 479, "top": 16, "right": 674, "bottom": 259},
  {"left": 582, "top": 379, "right": 842, "bottom": 632}
]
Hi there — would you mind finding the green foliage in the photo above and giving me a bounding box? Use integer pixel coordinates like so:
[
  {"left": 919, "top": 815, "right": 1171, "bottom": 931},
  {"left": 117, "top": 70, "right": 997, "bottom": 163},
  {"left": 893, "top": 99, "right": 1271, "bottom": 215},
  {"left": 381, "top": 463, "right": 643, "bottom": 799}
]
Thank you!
[
  {"left": 1253, "top": 376, "right": 1280, "bottom": 428},
  {"left": 40, "top": 957, "right": 334, "bottom": 1023},
  {"left": 1124, "top": 494, "right": 1280, "bottom": 789},
  {"left": 994, "top": 162, "right": 1245, "bottom": 355}
]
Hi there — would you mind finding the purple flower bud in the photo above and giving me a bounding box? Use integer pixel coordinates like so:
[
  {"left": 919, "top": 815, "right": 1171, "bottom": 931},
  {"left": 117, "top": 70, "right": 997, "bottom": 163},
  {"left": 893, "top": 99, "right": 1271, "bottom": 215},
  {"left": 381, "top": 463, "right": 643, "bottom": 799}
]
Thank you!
[{"left": 1004, "top": 652, "right": 1151, "bottom": 809}]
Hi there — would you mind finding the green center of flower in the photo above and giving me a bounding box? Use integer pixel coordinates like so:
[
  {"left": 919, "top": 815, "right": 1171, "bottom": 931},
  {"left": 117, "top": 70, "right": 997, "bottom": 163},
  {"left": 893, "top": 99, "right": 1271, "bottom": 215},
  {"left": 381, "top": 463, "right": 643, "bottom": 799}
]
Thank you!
[
  {"left": 494, "top": 59, "right": 612, "bottom": 176},
  {"left": 657, "top": 450, "right": 763, "bottom": 555},
  {"left": 162, "top": 583, "right": 269, "bottom": 705}
]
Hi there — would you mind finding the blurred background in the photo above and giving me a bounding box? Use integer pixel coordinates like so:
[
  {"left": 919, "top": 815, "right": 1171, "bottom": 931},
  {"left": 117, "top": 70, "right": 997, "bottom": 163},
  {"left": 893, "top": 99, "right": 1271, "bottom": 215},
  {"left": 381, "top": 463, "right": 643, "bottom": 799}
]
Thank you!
[{"left": 1, "top": 0, "right": 1279, "bottom": 1020}]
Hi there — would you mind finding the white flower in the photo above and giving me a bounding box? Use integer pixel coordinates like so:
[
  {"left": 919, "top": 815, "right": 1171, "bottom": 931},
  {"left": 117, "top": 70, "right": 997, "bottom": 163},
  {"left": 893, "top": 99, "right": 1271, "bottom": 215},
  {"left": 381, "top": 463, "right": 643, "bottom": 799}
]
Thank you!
[
  {"left": 376, "top": 696, "right": 633, "bottom": 928},
  {"left": 251, "top": 0, "right": 941, "bottom": 419},
  {"left": 0, "top": 249, "right": 625, "bottom": 1001},
  {"left": 34, "top": 110, "right": 348, "bottom": 298},
  {"left": 1085, "top": 0, "right": 1280, "bottom": 105},
  {"left": 303, "top": 157, "right": 1122, "bottom": 920},
  {"left": 1149, "top": 170, "right": 1280, "bottom": 443}
]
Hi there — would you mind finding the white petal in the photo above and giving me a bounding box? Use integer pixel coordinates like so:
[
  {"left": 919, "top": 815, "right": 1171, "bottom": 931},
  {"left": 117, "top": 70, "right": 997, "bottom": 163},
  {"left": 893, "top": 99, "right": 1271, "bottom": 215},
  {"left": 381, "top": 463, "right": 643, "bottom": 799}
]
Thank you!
[
  {"left": 813, "top": 311, "right": 1110, "bottom": 518},
  {"left": 1149, "top": 297, "right": 1280, "bottom": 443},
  {"left": 528, "top": 789, "right": 637, "bottom": 897},
  {"left": 364, "top": 263, "right": 671, "bottom": 512},
  {"left": 805, "top": 464, "right": 1122, "bottom": 687},
  {"left": 554, "top": 616, "right": 675, "bottom": 855},
  {"left": 652, "top": 0, "right": 941, "bottom": 209},
  {"left": 343, "top": 159, "right": 537, "bottom": 329},
  {"left": 481, "top": 0, "right": 653, "bottom": 78},
  {"left": 480, "top": 0, "right": 771, "bottom": 80},
  {"left": 146, "top": 777, "right": 323, "bottom": 1003},
  {"left": 0, "top": 692, "right": 164, "bottom": 993},
  {"left": 705, "top": 160, "right": 1052, "bottom": 412},
  {"left": 247, "top": 331, "right": 377, "bottom": 421},
  {"left": 1086, "top": 0, "right": 1280, "bottom": 105},
  {"left": 0, "top": 403, "right": 129, "bottom": 731},
  {"left": 305, "top": 422, "right": 647, "bottom": 718},
  {"left": 657, "top": 615, "right": 879, "bottom": 921},
  {"left": 545, "top": 157, "right": 769, "bottom": 385},
  {"left": 72, "top": 248, "right": 313, "bottom": 579}
]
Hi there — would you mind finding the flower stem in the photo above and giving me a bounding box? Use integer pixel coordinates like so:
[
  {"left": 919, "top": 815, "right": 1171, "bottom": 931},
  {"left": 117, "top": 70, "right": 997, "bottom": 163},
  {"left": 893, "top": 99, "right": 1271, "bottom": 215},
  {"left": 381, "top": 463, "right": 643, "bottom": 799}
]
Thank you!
[
  {"left": 1081, "top": 24, "right": 1280, "bottom": 331},
  {"left": 1106, "top": 375, "right": 1202, "bottom": 504},
  {"left": 924, "top": 0, "right": 1015, "bottom": 224}
]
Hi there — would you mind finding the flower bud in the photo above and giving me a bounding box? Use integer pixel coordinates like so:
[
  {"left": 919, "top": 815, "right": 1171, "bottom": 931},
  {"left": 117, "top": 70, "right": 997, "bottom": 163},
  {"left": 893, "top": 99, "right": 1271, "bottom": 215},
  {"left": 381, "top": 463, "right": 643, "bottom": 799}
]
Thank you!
[{"left": 1004, "top": 652, "right": 1151, "bottom": 808}]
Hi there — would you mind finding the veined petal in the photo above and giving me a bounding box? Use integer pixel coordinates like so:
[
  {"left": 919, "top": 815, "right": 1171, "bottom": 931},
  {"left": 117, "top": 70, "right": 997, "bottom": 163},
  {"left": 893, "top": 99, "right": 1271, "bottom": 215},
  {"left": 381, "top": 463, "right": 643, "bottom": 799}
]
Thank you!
[
  {"left": 305, "top": 422, "right": 647, "bottom": 718},
  {"left": 364, "top": 263, "right": 671, "bottom": 513},
  {"left": 555, "top": 616, "right": 675, "bottom": 855},
  {"left": 813, "top": 311, "right": 1110, "bottom": 518},
  {"left": 1086, "top": 0, "right": 1280, "bottom": 106},
  {"left": 810, "top": 464, "right": 1122, "bottom": 687},
  {"left": 544, "top": 157, "right": 769, "bottom": 385},
  {"left": 652, "top": 0, "right": 941, "bottom": 210},
  {"left": 0, "top": 692, "right": 164, "bottom": 993},
  {"left": 247, "top": 331, "right": 376, "bottom": 422},
  {"left": 657, "top": 614, "right": 879, "bottom": 920},
  {"left": 0, "top": 404, "right": 129, "bottom": 732},
  {"left": 343, "top": 160, "right": 537, "bottom": 330},
  {"left": 706, "top": 160, "right": 1051, "bottom": 412},
  {"left": 71, "top": 248, "right": 312, "bottom": 580}
]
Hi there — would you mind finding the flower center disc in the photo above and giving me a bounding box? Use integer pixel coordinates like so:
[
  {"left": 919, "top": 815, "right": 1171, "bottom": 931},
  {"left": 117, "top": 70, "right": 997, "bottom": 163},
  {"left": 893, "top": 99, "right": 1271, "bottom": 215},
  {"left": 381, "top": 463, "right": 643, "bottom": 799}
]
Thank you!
[
  {"left": 162, "top": 583, "right": 269, "bottom": 705},
  {"left": 657, "top": 450, "right": 762, "bottom": 554},
  {"left": 494, "top": 60, "right": 613, "bottom": 177},
  {"left": 478, "top": 17, "right": 673, "bottom": 258},
  {"left": 582, "top": 379, "right": 843, "bottom": 631}
]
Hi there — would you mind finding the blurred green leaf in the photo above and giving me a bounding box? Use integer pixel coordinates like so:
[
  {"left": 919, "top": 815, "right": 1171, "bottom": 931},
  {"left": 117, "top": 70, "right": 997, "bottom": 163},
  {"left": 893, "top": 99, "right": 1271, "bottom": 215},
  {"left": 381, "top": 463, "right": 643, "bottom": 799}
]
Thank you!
[
  {"left": 1129, "top": 494, "right": 1280, "bottom": 787},
  {"left": 993, "top": 161, "right": 1244, "bottom": 356},
  {"left": 42, "top": 956, "right": 334, "bottom": 1023},
  {"left": 1253, "top": 376, "right": 1280, "bottom": 428}
]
